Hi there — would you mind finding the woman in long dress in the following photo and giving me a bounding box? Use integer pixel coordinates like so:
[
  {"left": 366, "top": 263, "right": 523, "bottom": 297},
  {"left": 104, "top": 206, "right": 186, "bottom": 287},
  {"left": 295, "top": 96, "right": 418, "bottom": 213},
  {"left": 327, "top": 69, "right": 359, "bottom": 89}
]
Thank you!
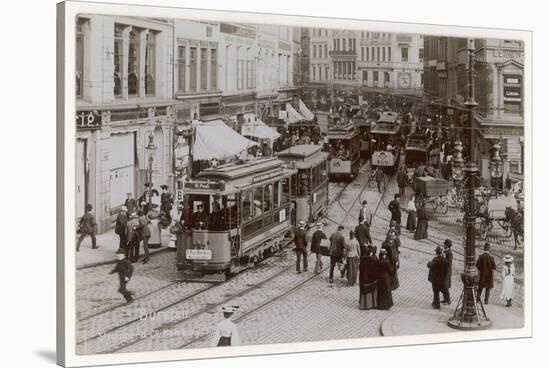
[
  {"left": 382, "top": 235, "right": 400, "bottom": 290},
  {"left": 148, "top": 204, "right": 162, "bottom": 248},
  {"left": 406, "top": 196, "right": 417, "bottom": 232},
  {"left": 359, "top": 247, "right": 379, "bottom": 310},
  {"left": 376, "top": 248, "right": 394, "bottom": 310},
  {"left": 346, "top": 231, "right": 361, "bottom": 286},
  {"left": 501, "top": 255, "right": 516, "bottom": 307},
  {"left": 414, "top": 201, "right": 429, "bottom": 240}
]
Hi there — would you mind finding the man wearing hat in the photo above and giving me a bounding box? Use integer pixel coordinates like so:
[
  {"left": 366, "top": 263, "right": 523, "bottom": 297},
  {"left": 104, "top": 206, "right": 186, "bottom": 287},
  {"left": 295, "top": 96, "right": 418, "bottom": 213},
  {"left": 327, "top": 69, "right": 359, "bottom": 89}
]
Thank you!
[
  {"left": 211, "top": 305, "right": 241, "bottom": 347},
  {"left": 329, "top": 225, "right": 346, "bottom": 283},
  {"left": 124, "top": 192, "right": 137, "bottom": 214},
  {"left": 358, "top": 200, "right": 373, "bottom": 226},
  {"left": 476, "top": 242, "right": 496, "bottom": 304},
  {"left": 294, "top": 221, "right": 308, "bottom": 273},
  {"left": 126, "top": 212, "right": 141, "bottom": 262},
  {"left": 115, "top": 206, "right": 129, "bottom": 254},
  {"left": 109, "top": 253, "right": 135, "bottom": 303},
  {"left": 310, "top": 222, "right": 327, "bottom": 274},
  {"left": 388, "top": 193, "right": 402, "bottom": 227},
  {"left": 355, "top": 219, "right": 372, "bottom": 257},
  {"left": 76, "top": 204, "right": 98, "bottom": 251},
  {"left": 427, "top": 246, "right": 449, "bottom": 309},
  {"left": 193, "top": 202, "right": 209, "bottom": 230},
  {"left": 160, "top": 184, "right": 173, "bottom": 224},
  {"left": 442, "top": 239, "right": 454, "bottom": 304}
]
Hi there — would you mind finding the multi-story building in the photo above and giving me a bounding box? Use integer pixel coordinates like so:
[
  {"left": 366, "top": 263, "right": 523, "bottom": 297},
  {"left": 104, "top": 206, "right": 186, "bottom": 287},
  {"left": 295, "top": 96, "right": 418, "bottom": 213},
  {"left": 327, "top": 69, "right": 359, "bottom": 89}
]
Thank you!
[
  {"left": 423, "top": 36, "right": 524, "bottom": 182},
  {"left": 75, "top": 15, "right": 176, "bottom": 232},
  {"left": 357, "top": 32, "right": 423, "bottom": 94},
  {"left": 76, "top": 17, "right": 297, "bottom": 231}
]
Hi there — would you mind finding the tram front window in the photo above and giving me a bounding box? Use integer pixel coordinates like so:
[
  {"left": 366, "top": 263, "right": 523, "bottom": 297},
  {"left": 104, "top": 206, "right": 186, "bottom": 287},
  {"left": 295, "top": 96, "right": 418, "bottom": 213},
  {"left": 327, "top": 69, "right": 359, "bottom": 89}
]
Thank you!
[
  {"left": 329, "top": 139, "right": 350, "bottom": 160},
  {"left": 187, "top": 193, "right": 238, "bottom": 231},
  {"left": 372, "top": 135, "right": 396, "bottom": 152}
]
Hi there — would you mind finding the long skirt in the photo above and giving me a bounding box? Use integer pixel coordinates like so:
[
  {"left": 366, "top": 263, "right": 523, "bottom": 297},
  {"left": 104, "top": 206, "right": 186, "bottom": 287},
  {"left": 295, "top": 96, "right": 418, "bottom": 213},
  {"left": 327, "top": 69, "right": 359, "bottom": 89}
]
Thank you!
[
  {"left": 501, "top": 275, "right": 515, "bottom": 300},
  {"left": 347, "top": 257, "right": 359, "bottom": 285},
  {"left": 406, "top": 210, "right": 417, "bottom": 231},
  {"left": 390, "top": 269, "right": 400, "bottom": 290},
  {"left": 377, "top": 275, "right": 394, "bottom": 310},
  {"left": 414, "top": 219, "right": 428, "bottom": 240},
  {"left": 148, "top": 219, "right": 162, "bottom": 246},
  {"left": 359, "top": 281, "right": 378, "bottom": 310}
]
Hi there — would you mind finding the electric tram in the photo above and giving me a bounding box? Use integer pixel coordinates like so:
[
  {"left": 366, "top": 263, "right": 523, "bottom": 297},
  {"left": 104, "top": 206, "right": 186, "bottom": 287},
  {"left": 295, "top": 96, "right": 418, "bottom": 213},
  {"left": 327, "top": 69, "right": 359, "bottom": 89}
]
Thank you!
[
  {"left": 276, "top": 145, "right": 330, "bottom": 224},
  {"left": 327, "top": 120, "right": 361, "bottom": 180},
  {"left": 404, "top": 133, "right": 430, "bottom": 169},
  {"left": 370, "top": 111, "right": 402, "bottom": 172},
  {"left": 355, "top": 110, "right": 379, "bottom": 160},
  {"left": 176, "top": 157, "right": 297, "bottom": 275}
]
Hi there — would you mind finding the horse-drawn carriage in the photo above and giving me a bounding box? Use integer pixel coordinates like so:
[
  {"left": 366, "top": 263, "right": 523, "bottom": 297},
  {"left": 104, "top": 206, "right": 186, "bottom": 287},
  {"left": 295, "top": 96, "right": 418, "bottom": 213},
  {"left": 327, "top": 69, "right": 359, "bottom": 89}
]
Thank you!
[{"left": 478, "top": 193, "right": 524, "bottom": 249}]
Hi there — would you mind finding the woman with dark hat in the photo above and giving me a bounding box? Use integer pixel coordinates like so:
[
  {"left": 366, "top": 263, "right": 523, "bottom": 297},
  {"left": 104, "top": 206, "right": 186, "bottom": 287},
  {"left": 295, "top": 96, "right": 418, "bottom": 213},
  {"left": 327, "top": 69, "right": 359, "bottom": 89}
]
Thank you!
[
  {"left": 376, "top": 248, "right": 394, "bottom": 310},
  {"left": 359, "top": 246, "right": 379, "bottom": 310},
  {"left": 211, "top": 305, "right": 241, "bottom": 347},
  {"left": 501, "top": 255, "right": 516, "bottom": 307},
  {"left": 382, "top": 233, "right": 400, "bottom": 290},
  {"left": 414, "top": 201, "right": 429, "bottom": 240}
]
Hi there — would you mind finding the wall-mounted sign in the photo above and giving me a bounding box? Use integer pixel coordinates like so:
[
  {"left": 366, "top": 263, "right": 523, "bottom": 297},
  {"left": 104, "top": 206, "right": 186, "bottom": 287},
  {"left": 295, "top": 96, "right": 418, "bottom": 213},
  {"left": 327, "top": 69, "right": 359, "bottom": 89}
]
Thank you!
[
  {"left": 76, "top": 111, "right": 102, "bottom": 130},
  {"left": 278, "top": 41, "right": 291, "bottom": 52},
  {"left": 220, "top": 23, "right": 256, "bottom": 39}
]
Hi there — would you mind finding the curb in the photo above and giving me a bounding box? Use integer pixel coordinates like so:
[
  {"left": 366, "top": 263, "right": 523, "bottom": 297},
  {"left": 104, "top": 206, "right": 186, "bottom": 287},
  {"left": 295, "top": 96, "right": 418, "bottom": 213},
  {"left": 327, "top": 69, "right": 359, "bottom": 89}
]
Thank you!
[{"left": 76, "top": 247, "right": 172, "bottom": 270}]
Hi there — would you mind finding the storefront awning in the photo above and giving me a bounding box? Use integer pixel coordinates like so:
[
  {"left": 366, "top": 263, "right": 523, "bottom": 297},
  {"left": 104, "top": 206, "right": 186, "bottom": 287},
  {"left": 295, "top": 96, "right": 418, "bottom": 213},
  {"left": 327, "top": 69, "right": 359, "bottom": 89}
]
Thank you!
[
  {"left": 241, "top": 113, "right": 281, "bottom": 141},
  {"left": 285, "top": 103, "right": 305, "bottom": 125},
  {"left": 298, "top": 99, "right": 314, "bottom": 121},
  {"left": 193, "top": 119, "right": 259, "bottom": 161}
]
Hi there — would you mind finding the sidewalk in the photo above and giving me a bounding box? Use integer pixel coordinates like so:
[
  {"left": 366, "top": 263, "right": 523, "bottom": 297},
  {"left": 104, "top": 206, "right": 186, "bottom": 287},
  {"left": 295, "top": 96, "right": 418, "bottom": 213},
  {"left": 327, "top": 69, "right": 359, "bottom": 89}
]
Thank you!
[
  {"left": 381, "top": 304, "right": 524, "bottom": 336},
  {"left": 75, "top": 228, "right": 173, "bottom": 269}
]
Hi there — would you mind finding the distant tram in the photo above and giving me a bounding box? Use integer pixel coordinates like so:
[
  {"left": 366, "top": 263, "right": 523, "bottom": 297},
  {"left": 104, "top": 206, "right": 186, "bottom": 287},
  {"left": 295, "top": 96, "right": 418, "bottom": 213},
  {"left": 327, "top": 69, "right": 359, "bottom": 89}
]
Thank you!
[
  {"left": 176, "top": 157, "right": 297, "bottom": 275},
  {"left": 404, "top": 133, "right": 430, "bottom": 169},
  {"left": 370, "top": 111, "right": 402, "bottom": 172},
  {"left": 355, "top": 110, "right": 379, "bottom": 160},
  {"left": 327, "top": 121, "right": 361, "bottom": 180},
  {"left": 277, "top": 145, "right": 330, "bottom": 224}
]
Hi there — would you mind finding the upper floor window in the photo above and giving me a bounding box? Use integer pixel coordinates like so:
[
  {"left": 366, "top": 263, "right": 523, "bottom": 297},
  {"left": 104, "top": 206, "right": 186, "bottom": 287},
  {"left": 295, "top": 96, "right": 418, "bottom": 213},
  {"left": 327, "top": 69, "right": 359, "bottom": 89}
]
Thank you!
[
  {"left": 145, "top": 32, "right": 156, "bottom": 96},
  {"left": 200, "top": 47, "right": 208, "bottom": 90},
  {"left": 177, "top": 46, "right": 186, "bottom": 92},
  {"left": 128, "top": 29, "right": 140, "bottom": 96},
  {"left": 401, "top": 47, "right": 409, "bottom": 62},
  {"left": 211, "top": 49, "right": 217, "bottom": 90},
  {"left": 419, "top": 48, "right": 424, "bottom": 62},
  {"left": 189, "top": 47, "right": 197, "bottom": 92},
  {"left": 113, "top": 25, "right": 124, "bottom": 97},
  {"left": 76, "top": 18, "right": 86, "bottom": 98}
]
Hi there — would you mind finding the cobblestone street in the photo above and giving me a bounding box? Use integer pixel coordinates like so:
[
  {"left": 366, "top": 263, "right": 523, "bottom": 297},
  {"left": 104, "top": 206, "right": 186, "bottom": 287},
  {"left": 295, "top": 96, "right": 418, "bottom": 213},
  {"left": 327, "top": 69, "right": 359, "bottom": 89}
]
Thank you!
[{"left": 75, "top": 162, "right": 524, "bottom": 354}]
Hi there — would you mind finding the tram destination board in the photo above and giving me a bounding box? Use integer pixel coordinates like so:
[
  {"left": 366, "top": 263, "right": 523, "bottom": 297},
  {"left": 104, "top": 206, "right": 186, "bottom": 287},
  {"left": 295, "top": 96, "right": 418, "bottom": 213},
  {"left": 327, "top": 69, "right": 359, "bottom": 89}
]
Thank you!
[
  {"left": 186, "top": 249, "right": 213, "bottom": 260},
  {"left": 184, "top": 181, "right": 225, "bottom": 191}
]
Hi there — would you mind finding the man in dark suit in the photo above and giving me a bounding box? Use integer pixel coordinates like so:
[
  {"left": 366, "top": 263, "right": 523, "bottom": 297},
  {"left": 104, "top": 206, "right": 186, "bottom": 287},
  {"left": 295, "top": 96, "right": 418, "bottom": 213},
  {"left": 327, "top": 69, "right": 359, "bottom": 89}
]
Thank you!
[
  {"left": 310, "top": 222, "right": 327, "bottom": 274},
  {"left": 442, "top": 239, "right": 453, "bottom": 304},
  {"left": 126, "top": 213, "right": 140, "bottom": 262},
  {"left": 160, "top": 185, "right": 174, "bottom": 224},
  {"left": 397, "top": 167, "right": 408, "bottom": 198},
  {"left": 329, "top": 225, "right": 346, "bottom": 283},
  {"left": 109, "top": 253, "right": 135, "bottom": 303},
  {"left": 115, "top": 206, "right": 129, "bottom": 254},
  {"left": 135, "top": 210, "right": 151, "bottom": 264},
  {"left": 193, "top": 203, "right": 209, "bottom": 230},
  {"left": 124, "top": 192, "right": 138, "bottom": 214},
  {"left": 427, "top": 246, "right": 449, "bottom": 309},
  {"left": 76, "top": 204, "right": 98, "bottom": 251},
  {"left": 355, "top": 219, "right": 372, "bottom": 257},
  {"left": 476, "top": 242, "right": 496, "bottom": 304},
  {"left": 388, "top": 193, "right": 402, "bottom": 226},
  {"left": 294, "top": 221, "right": 308, "bottom": 273}
]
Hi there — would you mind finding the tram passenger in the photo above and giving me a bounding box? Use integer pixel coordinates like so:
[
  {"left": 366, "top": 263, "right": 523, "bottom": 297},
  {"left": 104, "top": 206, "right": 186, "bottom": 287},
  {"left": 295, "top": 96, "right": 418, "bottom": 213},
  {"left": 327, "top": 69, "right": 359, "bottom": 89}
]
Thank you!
[{"left": 193, "top": 203, "right": 209, "bottom": 230}]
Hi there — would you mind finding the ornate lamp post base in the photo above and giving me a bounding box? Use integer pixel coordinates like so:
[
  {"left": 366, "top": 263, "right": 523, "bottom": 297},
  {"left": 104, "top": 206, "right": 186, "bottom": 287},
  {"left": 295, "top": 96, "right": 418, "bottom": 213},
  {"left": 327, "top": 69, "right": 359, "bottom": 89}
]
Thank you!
[{"left": 448, "top": 272, "right": 492, "bottom": 331}]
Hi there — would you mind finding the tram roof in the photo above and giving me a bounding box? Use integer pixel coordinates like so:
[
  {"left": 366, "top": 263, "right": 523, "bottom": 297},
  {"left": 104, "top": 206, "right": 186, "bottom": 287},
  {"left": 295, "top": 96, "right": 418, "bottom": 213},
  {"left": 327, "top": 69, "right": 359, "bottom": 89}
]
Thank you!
[
  {"left": 276, "top": 145, "right": 328, "bottom": 169},
  {"left": 197, "top": 157, "right": 284, "bottom": 181},
  {"left": 370, "top": 124, "right": 400, "bottom": 135}
]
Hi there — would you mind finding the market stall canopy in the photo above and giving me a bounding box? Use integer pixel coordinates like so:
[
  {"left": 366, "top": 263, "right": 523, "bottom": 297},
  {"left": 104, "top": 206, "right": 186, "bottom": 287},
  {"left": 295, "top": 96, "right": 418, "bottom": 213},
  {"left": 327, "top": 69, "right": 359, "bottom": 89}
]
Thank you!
[
  {"left": 285, "top": 103, "right": 305, "bottom": 125},
  {"left": 193, "top": 119, "right": 259, "bottom": 161},
  {"left": 298, "top": 99, "right": 314, "bottom": 121},
  {"left": 241, "top": 114, "right": 281, "bottom": 140}
]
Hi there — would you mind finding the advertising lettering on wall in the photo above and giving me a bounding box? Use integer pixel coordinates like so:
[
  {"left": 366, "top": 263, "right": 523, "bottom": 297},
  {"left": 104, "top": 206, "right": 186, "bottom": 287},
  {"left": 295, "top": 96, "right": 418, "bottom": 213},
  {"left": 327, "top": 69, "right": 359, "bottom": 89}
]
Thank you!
[{"left": 76, "top": 111, "right": 102, "bottom": 130}]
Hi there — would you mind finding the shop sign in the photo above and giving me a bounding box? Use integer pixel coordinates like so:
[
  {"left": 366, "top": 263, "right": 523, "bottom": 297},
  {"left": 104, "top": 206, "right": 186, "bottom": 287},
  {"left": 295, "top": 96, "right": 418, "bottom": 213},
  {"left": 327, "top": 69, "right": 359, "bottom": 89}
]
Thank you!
[
  {"left": 220, "top": 23, "right": 256, "bottom": 39},
  {"left": 278, "top": 41, "right": 291, "bottom": 52},
  {"left": 76, "top": 111, "right": 102, "bottom": 130}
]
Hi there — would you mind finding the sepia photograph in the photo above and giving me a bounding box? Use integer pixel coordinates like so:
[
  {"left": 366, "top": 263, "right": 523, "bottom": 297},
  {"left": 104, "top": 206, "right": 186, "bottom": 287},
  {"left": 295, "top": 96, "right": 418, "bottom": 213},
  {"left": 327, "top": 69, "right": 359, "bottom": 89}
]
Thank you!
[{"left": 57, "top": 1, "right": 532, "bottom": 366}]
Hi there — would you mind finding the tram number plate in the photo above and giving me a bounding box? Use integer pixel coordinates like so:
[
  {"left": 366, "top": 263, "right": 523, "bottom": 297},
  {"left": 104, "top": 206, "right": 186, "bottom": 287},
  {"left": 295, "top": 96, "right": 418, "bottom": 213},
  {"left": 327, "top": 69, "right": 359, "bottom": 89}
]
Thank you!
[
  {"left": 176, "top": 189, "right": 184, "bottom": 202},
  {"left": 186, "top": 249, "right": 212, "bottom": 260}
]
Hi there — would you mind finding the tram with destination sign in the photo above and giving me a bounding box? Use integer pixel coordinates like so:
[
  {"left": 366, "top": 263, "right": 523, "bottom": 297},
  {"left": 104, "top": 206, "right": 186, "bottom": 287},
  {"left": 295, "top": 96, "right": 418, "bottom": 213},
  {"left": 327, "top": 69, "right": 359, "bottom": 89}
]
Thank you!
[
  {"left": 327, "top": 121, "right": 361, "bottom": 180},
  {"left": 370, "top": 111, "right": 402, "bottom": 172},
  {"left": 355, "top": 109, "right": 379, "bottom": 161},
  {"left": 277, "top": 145, "right": 330, "bottom": 224},
  {"left": 176, "top": 157, "right": 297, "bottom": 276}
]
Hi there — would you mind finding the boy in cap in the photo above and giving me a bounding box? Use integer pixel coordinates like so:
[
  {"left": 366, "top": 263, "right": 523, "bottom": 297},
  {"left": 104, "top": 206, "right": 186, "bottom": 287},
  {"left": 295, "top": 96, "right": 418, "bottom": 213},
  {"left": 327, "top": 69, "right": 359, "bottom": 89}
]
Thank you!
[
  {"left": 294, "top": 220, "right": 308, "bottom": 273},
  {"left": 109, "top": 253, "right": 135, "bottom": 303},
  {"left": 211, "top": 305, "right": 241, "bottom": 347}
]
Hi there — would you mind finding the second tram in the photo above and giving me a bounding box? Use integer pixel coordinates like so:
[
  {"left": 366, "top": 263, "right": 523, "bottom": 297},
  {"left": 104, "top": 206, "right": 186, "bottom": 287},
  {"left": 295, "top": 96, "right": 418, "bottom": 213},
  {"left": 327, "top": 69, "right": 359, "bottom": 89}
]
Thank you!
[
  {"left": 277, "top": 144, "right": 330, "bottom": 224},
  {"left": 370, "top": 111, "right": 402, "bottom": 172},
  {"left": 327, "top": 121, "right": 361, "bottom": 180},
  {"left": 176, "top": 157, "right": 297, "bottom": 275}
]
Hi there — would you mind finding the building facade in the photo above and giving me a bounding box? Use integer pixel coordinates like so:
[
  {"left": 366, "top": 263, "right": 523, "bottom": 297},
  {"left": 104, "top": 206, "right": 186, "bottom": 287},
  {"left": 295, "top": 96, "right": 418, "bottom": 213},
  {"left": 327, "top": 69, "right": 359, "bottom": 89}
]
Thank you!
[
  {"left": 76, "top": 17, "right": 297, "bottom": 232},
  {"left": 76, "top": 15, "right": 176, "bottom": 232},
  {"left": 423, "top": 36, "right": 524, "bottom": 182}
]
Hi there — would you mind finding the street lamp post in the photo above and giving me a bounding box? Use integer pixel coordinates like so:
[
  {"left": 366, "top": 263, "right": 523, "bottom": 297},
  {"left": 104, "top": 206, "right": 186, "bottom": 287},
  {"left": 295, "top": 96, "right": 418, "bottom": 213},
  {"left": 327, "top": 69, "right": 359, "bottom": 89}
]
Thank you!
[
  {"left": 490, "top": 143, "right": 503, "bottom": 195},
  {"left": 145, "top": 131, "right": 157, "bottom": 206},
  {"left": 448, "top": 38, "right": 491, "bottom": 330}
]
